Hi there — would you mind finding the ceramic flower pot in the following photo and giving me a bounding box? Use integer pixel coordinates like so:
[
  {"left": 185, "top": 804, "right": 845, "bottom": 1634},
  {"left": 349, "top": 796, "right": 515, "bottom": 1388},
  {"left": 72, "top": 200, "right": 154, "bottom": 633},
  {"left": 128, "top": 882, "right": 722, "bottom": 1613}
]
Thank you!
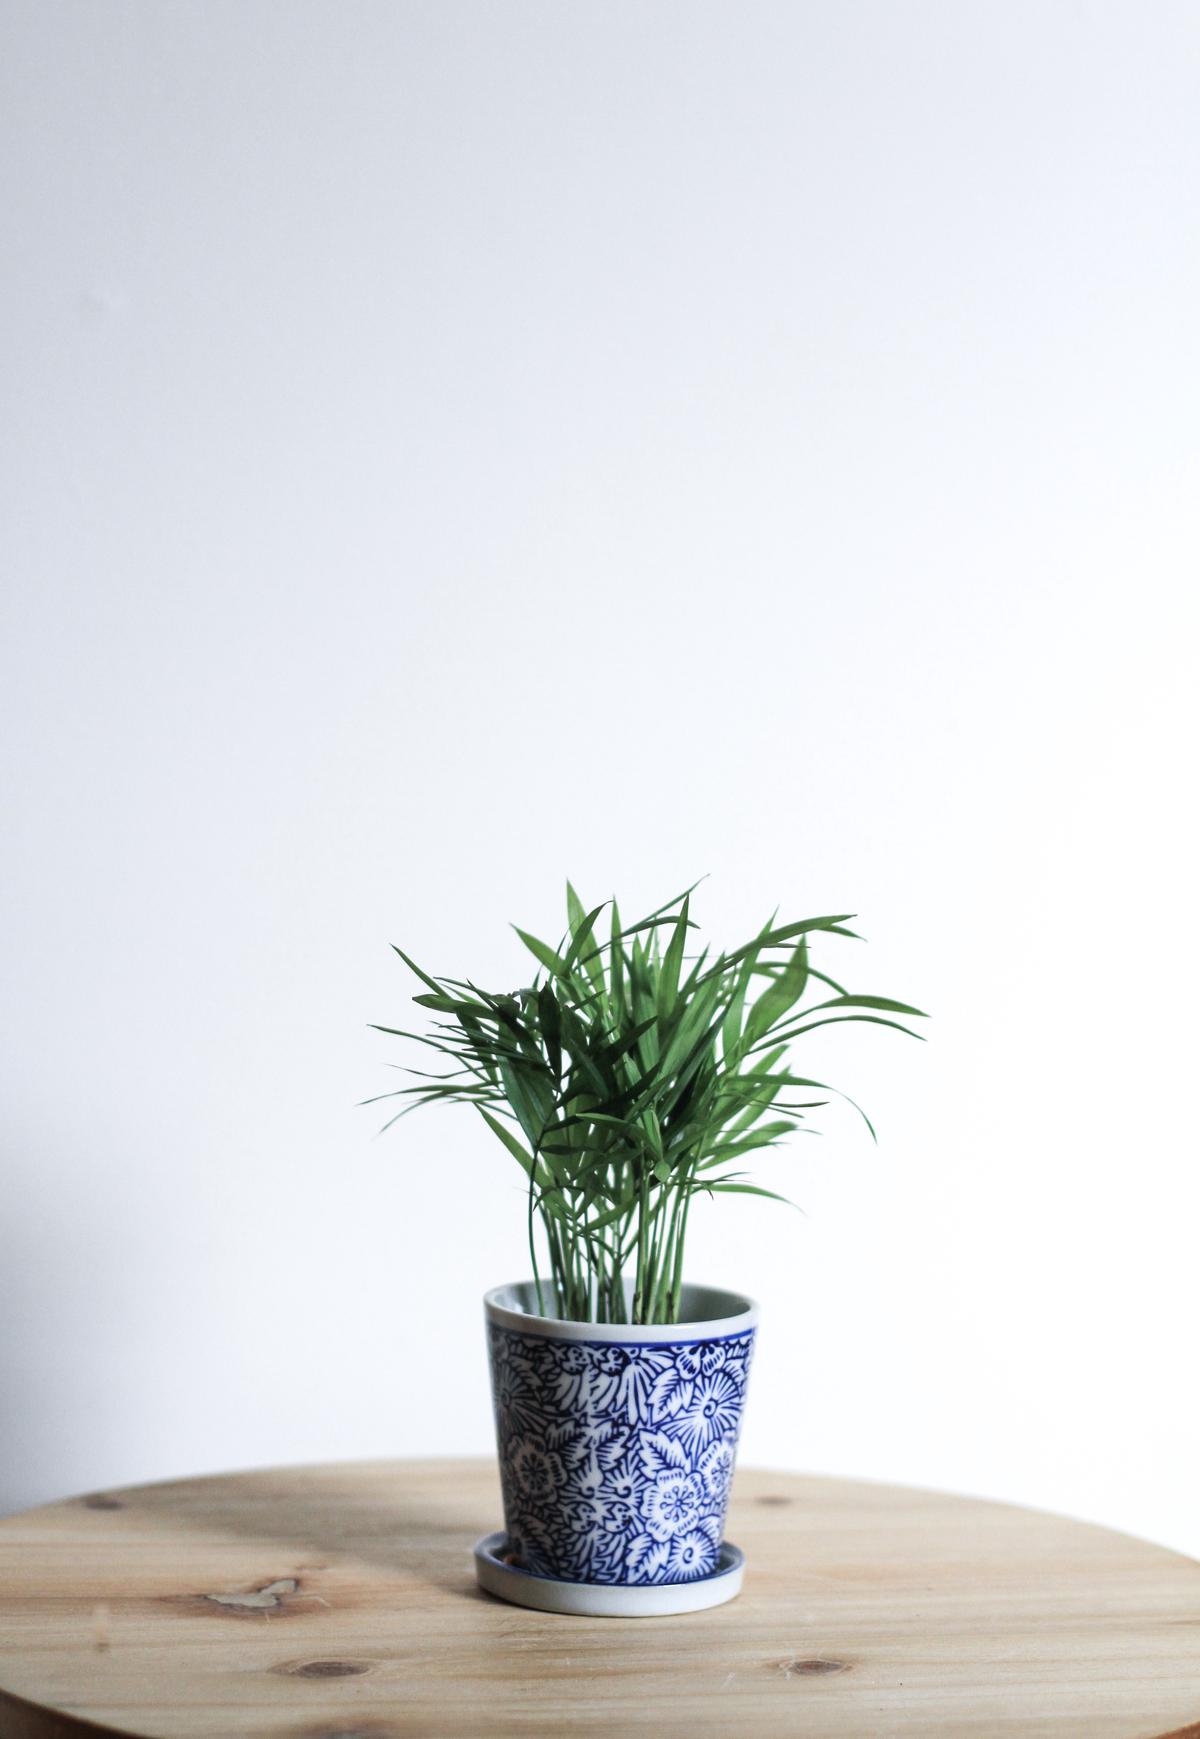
[{"left": 482, "top": 1280, "right": 757, "bottom": 1607}]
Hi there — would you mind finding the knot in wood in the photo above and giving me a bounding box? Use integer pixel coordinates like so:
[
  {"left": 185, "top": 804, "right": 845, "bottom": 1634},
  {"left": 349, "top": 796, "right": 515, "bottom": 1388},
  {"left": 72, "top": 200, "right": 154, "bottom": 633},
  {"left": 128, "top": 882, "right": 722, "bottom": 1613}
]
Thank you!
[{"left": 778, "top": 1656, "right": 850, "bottom": 1678}]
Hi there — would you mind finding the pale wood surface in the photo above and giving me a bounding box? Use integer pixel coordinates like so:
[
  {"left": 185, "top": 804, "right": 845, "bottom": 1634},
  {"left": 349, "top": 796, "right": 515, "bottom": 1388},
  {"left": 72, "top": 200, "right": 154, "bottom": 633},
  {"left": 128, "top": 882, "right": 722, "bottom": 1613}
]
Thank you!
[{"left": 1, "top": 1460, "right": 1198, "bottom": 1738}]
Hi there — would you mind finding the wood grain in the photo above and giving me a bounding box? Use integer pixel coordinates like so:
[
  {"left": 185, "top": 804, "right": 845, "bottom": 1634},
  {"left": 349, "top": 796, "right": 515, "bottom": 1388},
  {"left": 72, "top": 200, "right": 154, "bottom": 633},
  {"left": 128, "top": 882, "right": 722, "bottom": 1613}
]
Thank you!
[{"left": 0, "top": 1459, "right": 1198, "bottom": 1738}]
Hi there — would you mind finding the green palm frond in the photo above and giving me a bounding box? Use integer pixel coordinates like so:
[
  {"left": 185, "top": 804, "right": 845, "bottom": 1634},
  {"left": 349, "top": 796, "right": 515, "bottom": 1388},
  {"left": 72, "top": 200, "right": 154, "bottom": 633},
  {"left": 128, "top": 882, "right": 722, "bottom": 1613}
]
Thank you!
[{"left": 374, "top": 882, "right": 925, "bottom": 1325}]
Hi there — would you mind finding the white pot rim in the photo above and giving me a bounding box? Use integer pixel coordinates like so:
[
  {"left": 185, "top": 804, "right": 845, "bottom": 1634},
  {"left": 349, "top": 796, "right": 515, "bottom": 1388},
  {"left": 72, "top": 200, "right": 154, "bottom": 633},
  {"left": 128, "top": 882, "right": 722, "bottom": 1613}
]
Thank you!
[{"left": 483, "top": 1279, "right": 759, "bottom": 1343}]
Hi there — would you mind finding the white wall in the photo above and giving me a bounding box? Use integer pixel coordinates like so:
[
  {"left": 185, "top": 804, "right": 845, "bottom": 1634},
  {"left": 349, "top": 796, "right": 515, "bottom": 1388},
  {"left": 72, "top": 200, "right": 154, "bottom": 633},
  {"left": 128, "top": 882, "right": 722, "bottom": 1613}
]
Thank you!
[{"left": 3, "top": 1, "right": 1198, "bottom": 1557}]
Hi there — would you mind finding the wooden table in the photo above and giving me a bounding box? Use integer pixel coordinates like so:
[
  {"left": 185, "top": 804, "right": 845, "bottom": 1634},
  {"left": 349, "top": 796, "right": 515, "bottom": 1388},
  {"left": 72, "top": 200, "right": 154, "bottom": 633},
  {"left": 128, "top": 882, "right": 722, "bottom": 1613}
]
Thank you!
[{"left": 1, "top": 1459, "right": 1198, "bottom": 1738}]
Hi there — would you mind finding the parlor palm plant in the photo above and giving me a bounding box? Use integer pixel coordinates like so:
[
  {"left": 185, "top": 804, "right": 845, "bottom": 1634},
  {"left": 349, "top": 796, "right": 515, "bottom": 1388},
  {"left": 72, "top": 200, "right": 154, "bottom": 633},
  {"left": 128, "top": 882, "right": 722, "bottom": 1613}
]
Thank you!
[{"left": 372, "top": 881, "right": 924, "bottom": 1326}]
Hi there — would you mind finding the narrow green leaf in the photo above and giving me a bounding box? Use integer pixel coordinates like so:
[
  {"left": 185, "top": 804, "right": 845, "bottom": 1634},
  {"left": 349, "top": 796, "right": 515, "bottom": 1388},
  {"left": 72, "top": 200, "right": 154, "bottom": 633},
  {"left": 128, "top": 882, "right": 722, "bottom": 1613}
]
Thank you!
[
  {"left": 538, "top": 980, "right": 562, "bottom": 1079},
  {"left": 710, "top": 916, "right": 857, "bottom": 979},
  {"left": 512, "top": 926, "right": 572, "bottom": 980},
  {"left": 803, "top": 993, "right": 929, "bottom": 1018},
  {"left": 391, "top": 946, "right": 447, "bottom": 995},
  {"left": 757, "top": 1013, "right": 926, "bottom": 1047},
  {"left": 478, "top": 1107, "right": 536, "bottom": 1174},
  {"left": 704, "top": 1181, "right": 803, "bottom": 1211},
  {"left": 745, "top": 937, "right": 810, "bottom": 1047},
  {"left": 411, "top": 992, "right": 488, "bottom": 1015},
  {"left": 565, "top": 904, "right": 609, "bottom": 991}
]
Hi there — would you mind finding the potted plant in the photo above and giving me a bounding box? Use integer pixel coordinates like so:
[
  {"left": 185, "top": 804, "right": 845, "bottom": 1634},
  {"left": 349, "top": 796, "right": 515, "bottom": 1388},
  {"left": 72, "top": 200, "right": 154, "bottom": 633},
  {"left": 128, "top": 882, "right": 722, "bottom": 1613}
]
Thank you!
[{"left": 373, "top": 882, "right": 924, "bottom": 1615}]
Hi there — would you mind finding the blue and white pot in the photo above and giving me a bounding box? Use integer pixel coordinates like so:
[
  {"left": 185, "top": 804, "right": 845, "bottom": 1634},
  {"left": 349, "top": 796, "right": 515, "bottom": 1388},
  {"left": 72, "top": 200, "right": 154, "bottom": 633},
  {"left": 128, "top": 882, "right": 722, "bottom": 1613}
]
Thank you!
[{"left": 482, "top": 1281, "right": 757, "bottom": 1608}]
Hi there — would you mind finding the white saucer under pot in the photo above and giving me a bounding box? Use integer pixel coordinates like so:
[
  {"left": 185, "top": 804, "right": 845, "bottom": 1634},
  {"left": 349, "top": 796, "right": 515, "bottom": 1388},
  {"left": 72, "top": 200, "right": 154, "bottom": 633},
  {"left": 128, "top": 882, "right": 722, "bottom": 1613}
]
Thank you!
[{"left": 474, "top": 1533, "right": 746, "bottom": 1617}]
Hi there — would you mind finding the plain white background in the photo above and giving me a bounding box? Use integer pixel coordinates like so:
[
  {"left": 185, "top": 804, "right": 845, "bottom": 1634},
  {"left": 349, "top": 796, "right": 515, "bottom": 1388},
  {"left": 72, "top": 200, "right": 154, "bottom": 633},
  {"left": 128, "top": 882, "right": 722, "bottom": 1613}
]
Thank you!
[{"left": 2, "top": 2, "right": 1198, "bottom": 1556}]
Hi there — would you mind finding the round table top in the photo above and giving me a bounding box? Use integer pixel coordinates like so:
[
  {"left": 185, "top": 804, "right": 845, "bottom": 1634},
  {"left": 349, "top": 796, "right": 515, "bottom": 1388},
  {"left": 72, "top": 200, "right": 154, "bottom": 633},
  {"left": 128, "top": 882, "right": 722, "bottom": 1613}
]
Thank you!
[{"left": 0, "top": 1459, "right": 1198, "bottom": 1739}]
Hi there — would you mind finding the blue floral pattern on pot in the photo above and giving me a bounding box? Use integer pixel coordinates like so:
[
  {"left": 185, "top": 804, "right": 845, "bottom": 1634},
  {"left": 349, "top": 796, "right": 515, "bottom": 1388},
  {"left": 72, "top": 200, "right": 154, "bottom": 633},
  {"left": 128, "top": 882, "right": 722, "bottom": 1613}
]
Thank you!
[{"left": 488, "top": 1322, "right": 755, "bottom": 1585}]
